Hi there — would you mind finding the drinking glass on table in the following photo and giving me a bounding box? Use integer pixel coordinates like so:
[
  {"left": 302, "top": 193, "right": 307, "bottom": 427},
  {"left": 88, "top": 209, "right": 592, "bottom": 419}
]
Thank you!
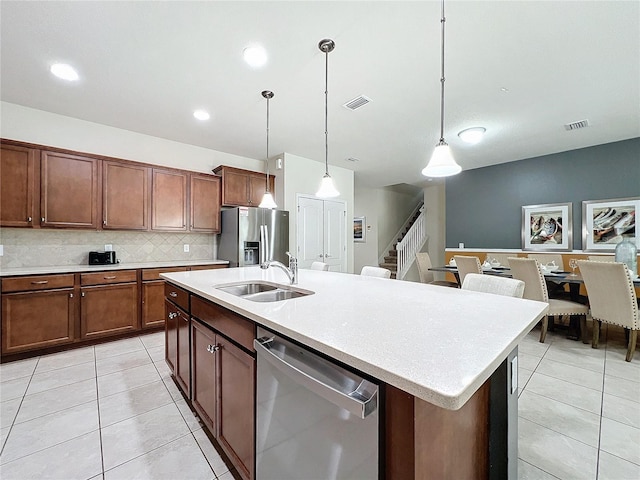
[{"left": 569, "top": 258, "right": 578, "bottom": 276}]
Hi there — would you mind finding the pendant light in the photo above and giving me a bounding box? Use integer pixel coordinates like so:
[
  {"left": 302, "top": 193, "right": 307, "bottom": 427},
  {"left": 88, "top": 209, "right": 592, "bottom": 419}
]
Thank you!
[
  {"left": 422, "top": 0, "right": 462, "bottom": 178},
  {"left": 258, "top": 90, "right": 278, "bottom": 209},
  {"left": 316, "top": 38, "right": 340, "bottom": 198}
]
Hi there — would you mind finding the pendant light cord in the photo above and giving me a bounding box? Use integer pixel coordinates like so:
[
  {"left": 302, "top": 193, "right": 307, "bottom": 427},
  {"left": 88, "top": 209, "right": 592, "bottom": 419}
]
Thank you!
[
  {"left": 439, "top": 0, "right": 446, "bottom": 144},
  {"left": 324, "top": 48, "right": 329, "bottom": 176},
  {"left": 265, "top": 96, "right": 270, "bottom": 191}
]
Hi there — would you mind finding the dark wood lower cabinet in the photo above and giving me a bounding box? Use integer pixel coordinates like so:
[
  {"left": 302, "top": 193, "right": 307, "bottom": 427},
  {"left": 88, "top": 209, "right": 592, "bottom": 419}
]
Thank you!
[
  {"left": 142, "top": 280, "right": 166, "bottom": 329},
  {"left": 176, "top": 307, "right": 191, "bottom": 396},
  {"left": 218, "top": 335, "right": 255, "bottom": 480},
  {"left": 165, "top": 298, "right": 179, "bottom": 374},
  {"left": 191, "top": 320, "right": 218, "bottom": 433},
  {"left": 1, "top": 288, "right": 75, "bottom": 354},
  {"left": 80, "top": 283, "right": 138, "bottom": 339}
]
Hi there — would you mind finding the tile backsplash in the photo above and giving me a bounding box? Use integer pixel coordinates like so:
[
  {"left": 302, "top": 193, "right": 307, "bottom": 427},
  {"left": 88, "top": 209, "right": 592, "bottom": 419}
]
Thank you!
[{"left": 0, "top": 228, "right": 217, "bottom": 269}]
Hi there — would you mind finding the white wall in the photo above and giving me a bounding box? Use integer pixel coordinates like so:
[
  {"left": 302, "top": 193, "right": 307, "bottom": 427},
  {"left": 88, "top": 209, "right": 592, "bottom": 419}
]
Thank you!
[
  {"left": 281, "top": 153, "right": 355, "bottom": 273},
  {"left": 423, "top": 182, "right": 447, "bottom": 280},
  {"left": 1, "top": 102, "right": 263, "bottom": 174}
]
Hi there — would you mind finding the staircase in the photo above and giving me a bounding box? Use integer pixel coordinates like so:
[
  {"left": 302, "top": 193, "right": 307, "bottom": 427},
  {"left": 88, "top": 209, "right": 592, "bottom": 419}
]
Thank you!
[{"left": 379, "top": 206, "right": 426, "bottom": 279}]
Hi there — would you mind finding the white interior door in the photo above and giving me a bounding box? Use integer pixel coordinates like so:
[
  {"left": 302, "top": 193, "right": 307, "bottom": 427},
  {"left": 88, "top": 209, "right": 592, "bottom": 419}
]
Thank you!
[
  {"left": 296, "top": 195, "right": 347, "bottom": 272},
  {"left": 323, "top": 200, "right": 346, "bottom": 271}
]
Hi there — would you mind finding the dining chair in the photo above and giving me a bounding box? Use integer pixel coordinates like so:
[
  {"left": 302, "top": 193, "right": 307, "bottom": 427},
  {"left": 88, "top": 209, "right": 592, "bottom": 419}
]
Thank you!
[
  {"left": 453, "top": 255, "right": 483, "bottom": 286},
  {"left": 415, "top": 252, "right": 458, "bottom": 288},
  {"left": 310, "top": 261, "right": 330, "bottom": 271},
  {"left": 461, "top": 273, "right": 525, "bottom": 298},
  {"left": 483, "top": 253, "right": 515, "bottom": 267},
  {"left": 587, "top": 255, "right": 616, "bottom": 262},
  {"left": 527, "top": 253, "right": 568, "bottom": 298},
  {"left": 577, "top": 260, "right": 639, "bottom": 361},
  {"left": 360, "top": 266, "right": 392, "bottom": 279},
  {"left": 509, "top": 257, "right": 589, "bottom": 343}
]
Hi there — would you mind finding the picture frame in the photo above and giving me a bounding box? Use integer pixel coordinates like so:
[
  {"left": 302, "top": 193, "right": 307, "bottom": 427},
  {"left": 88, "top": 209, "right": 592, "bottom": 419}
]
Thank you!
[
  {"left": 582, "top": 196, "right": 639, "bottom": 252},
  {"left": 354, "top": 216, "right": 365, "bottom": 243},
  {"left": 522, "top": 203, "right": 572, "bottom": 251}
]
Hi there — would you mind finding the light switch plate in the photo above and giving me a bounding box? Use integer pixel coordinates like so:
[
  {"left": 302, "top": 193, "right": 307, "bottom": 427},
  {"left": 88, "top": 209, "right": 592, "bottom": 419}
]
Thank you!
[
  {"left": 104, "top": 244, "right": 113, "bottom": 251},
  {"left": 0, "top": 245, "right": 3, "bottom": 256},
  {"left": 183, "top": 244, "right": 190, "bottom": 253},
  {"left": 510, "top": 356, "right": 518, "bottom": 394}
]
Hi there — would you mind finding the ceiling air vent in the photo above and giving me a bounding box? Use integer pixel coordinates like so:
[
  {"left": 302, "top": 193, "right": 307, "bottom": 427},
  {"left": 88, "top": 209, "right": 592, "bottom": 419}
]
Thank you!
[
  {"left": 343, "top": 95, "right": 372, "bottom": 111},
  {"left": 564, "top": 119, "right": 590, "bottom": 131}
]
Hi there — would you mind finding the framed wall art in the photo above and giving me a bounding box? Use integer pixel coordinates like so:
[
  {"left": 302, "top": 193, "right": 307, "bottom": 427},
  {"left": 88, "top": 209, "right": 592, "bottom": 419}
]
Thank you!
[
  {"left": 582, "top": 197, "right": 639, "bottom": 251},
  {"left": 522, "top": 203, "right": 572, "bottom": 251},
  {"left": 354, "top": 216, "right": 366, "bottom": 243}
]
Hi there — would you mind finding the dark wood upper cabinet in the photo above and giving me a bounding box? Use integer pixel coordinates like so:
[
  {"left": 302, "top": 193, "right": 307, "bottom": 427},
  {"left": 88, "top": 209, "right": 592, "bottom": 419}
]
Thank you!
[
  {"left": 103, "top": 161, "right": 150, "bottom": 230},
  {"left": 0, "top": 143, "right": 39, "bottom": 227},
  {"left": 214, "top": 165, "right": 274, "bottom": 207},
  {"left": 40, "top": 151, "right": 100, "bottom": 229},
  {"left": 152, "top": 168, "right": 188, "bottom": 231},
  {"left": 190, "top": 174, "right": 221, "bottom": 233}
]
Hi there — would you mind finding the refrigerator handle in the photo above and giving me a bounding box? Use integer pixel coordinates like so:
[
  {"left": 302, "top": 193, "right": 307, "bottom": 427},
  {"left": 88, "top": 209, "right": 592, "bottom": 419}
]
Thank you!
[{"left": 259, "top": 225, "right": 269, "bottom": 266}]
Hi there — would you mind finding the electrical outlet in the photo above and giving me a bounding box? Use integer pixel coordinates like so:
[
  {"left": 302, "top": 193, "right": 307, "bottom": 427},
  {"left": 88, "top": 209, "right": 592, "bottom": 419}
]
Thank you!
[
  {"left": 105, "top": 244, "right": 113, "bottom": 251},
  {"left": 183, "top": 244, "right": 190, "bottom": 253}
]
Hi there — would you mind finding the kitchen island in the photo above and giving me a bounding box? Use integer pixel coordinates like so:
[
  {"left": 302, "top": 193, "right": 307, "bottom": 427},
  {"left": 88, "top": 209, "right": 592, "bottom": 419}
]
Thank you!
[{"left": 162, "top": 266, "right": 548, "bottom": 479}]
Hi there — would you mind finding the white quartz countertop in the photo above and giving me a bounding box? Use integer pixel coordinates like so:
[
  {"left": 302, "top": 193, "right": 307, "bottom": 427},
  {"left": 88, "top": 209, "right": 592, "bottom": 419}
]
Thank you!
[
  {"left": 0, "top": 260, "right": 228, "bottom": 277},
  {"left": 162, "top": 266, "right": 549, "bottom": 410}
]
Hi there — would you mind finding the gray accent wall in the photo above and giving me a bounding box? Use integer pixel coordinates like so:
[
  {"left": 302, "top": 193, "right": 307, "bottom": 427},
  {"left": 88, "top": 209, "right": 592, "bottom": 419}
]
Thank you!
[{"left": 445, "top": 138, "right": 640, "bottom": 249}]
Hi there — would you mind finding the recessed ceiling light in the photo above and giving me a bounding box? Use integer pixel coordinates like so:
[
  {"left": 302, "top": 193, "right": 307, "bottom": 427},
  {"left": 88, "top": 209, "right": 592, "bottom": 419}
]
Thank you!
[
  {"left": 50, "top": 63, "right": 79, "bottom": 81},
  {"left": 500, "top": 87, "right": 509, "bottom": 93},
  {"left": 243, "top": 45, "right": 267, "bottom": 68},
  {"left": 193, "top": 110, "right": 210, "bottom": 121},
  {"left": 458, "top": 127, "right": 486, "bottom": 144}
]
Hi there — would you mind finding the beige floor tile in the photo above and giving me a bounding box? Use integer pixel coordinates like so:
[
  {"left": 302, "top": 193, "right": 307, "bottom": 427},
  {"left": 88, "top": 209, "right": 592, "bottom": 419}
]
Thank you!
[
  {"left": 103, "top": 433, "right": 214, "bottom": 480},
  {"left": 97, "top": 363, "right": 161, "bottom": 398},
  {"left": 518, "top": 338, "right": 550, "bottom": 358},
  {"left": 518, "top": 418, "right": 597, "bottom": 480},
  {"left": 518, "top": 391, "right": 601, "bottom": 447},
  {"left": 535, "top": 358, "right": 604, "bottom": 391},
  {"left": 602, "top": 392, "right": 640, "bottom": 429},
  {"left": 16, "top": 378, "right": 97, "bottom": 424},
  {"left": 94, "top": 337, "right": 144, "bottom": 360},
  {"left": 525, "top": 372, "right": 603, "bottom": 414},
  {"left": 0, "top": 430, "right": 102, "bottom": 480},
  {"left": 192, "top": 428, "right": 230, "bottom": 476},
  {"left": 0, "top": 358, "right": 38, "bottom": 382},
  {"left": 0, "top": 398, "right": 21, "bottom": 430},
  {"left": 96, "top": 349, "right": 153, "bottom": 377},
  {"left": 597, "top": 450, "right": 640, "bottom": 480},
  {"left": 518, "top": 367, "right": 534, "bottom": 396},
  {"left": 604, "top": 353, "right": 640, "bottom": 383},
  {"left": 175, "top": 398, "right": 203, "bottom": 432},
  {"left": 34, "top": 346, "right": 95, "bottom": 375},
  {"left": 99, "top": 380, "right": 172, "bottom": 427},
  {"left": 145, "top": 345, "right": 165, "bottom": 363},
  {"left": 0, "top": 376, "right": 31, "bottom": 402},
  {"left": 518, "top": 352, "right": 543, "bottom": 371},
  {"left": 543, "top": 346, "right": 605, "bottom": 374},
  {"left": 101, "top": 403, "right": 190, "bottom": 471},
  {"left": 604, "top": 374, "right": 640, "bottom": 403},
  {"left": 0, "top": 401, "right": 99, "bottom": 464},
  {"left": 599, "top": 417, "right": 640, "bottom": 465},
  {"left": 26, "top": 362, "right": 96, "bottom": 396},
  {"left": 517, "top": 459, "right": 558, "bottom": 479},
  {"left": 140, "top": 331, "right": 165, "bottom": 349}
]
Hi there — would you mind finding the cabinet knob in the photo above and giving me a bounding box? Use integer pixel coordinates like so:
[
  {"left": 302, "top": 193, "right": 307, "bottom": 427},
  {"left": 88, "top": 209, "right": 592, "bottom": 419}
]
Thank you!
[
  {"left": 103, "top": 220, "right": 107, "bottom": 225},
  {"left": 69, "top": 293, "right": 74, "bottom": 298},
  {"left": 168, "top": 312, "right": 177, "bottom": 319},
  {"left": 27, "top": 216, "right": 32, "bottom": 222},
  {"left": 41, "top": 217, "right": 45, "bottom": 222},
  {"left": 207, "top": 344, "right": 220, "bottom": 353},
  {"left": 81, "top": 292, "right": 85, "bottom": 297},
  {"left": 169, "top": 292, "right": 178, "bottom": 298}
]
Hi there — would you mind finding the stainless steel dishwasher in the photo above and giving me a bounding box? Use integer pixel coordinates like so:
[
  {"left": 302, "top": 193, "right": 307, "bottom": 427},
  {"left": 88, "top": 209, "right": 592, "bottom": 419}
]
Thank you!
[{"left": 254, "top": 327, "right": 379, "bottom": 480}]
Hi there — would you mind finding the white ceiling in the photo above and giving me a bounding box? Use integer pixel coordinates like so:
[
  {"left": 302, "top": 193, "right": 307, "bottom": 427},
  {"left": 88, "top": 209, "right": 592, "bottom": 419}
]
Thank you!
[{"left": 1, "top": 1, "right": 638, "bottom": 188}]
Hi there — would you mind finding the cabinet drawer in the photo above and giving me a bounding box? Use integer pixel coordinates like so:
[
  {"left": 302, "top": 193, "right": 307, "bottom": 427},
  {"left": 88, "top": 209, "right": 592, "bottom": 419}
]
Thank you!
[
  {"left": 165, "top": 283, "right": 189, "bottom": 311},
  {"left": 142, "top": 267, "right": 188, "bottom": 281},
  {"left": 81, "top": 270, "right": 137, "bottom": 286},
  {"left": 189, "top": 264, "right": 227, "bottom": 272},
  {"left": 2, "top": 274, "right": 75, "bottom": 293},
  {"left": 191, "top": 296, "right": 255, "bottom": 352}
]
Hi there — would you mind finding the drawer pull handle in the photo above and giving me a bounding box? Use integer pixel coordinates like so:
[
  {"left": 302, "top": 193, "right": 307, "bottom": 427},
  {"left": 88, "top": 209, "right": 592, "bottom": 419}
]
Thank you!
[
  {"left": 31, "top": 280, "right": 49, "bottom": 285},
  {"left": 207, "top": 344, "right": 220, "bottom": 353},
  {"left": 27, "top": 216, "right": 32, "bottom": 222},
  {"left": 169, "top": 292, "right": 178, "bottom": 297},
  {"left": 104, "top": 276, "right": 117, "bottom": 280},
  {"left": 168, "top": 312, "right": 177, "bottom": 319},
  {"left": 69, "top": 293, "right": 74, "bottom": 298}
]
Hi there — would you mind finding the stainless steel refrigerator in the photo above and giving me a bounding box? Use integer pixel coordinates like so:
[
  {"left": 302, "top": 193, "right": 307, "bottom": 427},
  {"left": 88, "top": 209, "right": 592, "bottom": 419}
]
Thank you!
[{"left": 218, "top": 207, "right": 290, "bottom": 267}]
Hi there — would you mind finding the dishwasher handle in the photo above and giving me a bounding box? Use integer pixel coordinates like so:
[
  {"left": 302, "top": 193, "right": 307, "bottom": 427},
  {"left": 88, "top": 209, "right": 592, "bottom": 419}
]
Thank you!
[{"left": 254, "top": 337, "right": 377, "bottom": 419}]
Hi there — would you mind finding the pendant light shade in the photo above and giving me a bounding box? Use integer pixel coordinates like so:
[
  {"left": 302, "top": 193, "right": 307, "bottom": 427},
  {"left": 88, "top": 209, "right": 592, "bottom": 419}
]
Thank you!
[
  {"left": 259, "top": 90, "right": 278, "bottom": 209},
  {"left": 316, "top": 38, "right": 340, "bottom": 198},
  {"left": 422, "top": 0, "right": 462, "bottom": 178}
]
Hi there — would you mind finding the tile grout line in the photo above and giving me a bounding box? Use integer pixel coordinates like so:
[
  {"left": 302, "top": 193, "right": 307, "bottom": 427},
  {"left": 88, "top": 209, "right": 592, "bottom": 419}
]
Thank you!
[{"left": 94, "top": 346, "right": 107, "bottom": 479}]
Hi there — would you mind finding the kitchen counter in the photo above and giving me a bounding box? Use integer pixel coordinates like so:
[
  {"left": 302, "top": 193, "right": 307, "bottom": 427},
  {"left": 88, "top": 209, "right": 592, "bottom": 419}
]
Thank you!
[
  {"left": 162, "top": 266, "right": 548, "bottom": 410},
  {"left": 0, "top": 260, "right": 228, "bottom": 277}
]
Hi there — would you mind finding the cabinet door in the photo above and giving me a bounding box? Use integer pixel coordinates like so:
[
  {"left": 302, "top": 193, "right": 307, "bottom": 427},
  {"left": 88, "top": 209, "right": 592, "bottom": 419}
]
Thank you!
[
  {"left": 165, "top": 298, "right": 178, "bottom": 374},
  {"left": 176, "top": 307, "right": 191, "bottom": 396},
  {"left": 221, "top": 169, "right": 249, "bottom": 207},
  {"left": 152, "top": 169, "right": 188, "bottom": 231},
  {"left": 41, "top": 151, "right": 100, "bottom": 228},
  {"left": 190, "top": 174, "right": 221, "bottom": 232},
  {"left": 248, "top": 173, "right": 274, "bottom": 207},
  {"left": 80, "top": 283, "right": 138, "bottom": 339},
  {"left": 103, "top": 161, "right": 149, "bottom": 230},
  {"left": 1, "top": 289, "right": 74, "bottom": 354},
  {"left": 0, "top": 144, "right": 38, "bottom": 227},
  {"left": 142, "top": 280, "right": 165, "bottom": 329},
  {"left": 191, "top": 320, "right": 219, "bottom": 433},
  {"left": 218, "top": 337, "right": 255, "bottom": 480}
]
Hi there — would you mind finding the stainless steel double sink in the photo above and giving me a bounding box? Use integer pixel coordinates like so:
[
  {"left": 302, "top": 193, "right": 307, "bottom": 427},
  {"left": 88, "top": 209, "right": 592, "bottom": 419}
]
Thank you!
[{"left": 216, "top": 281, "right": 314, "bottom": 302}]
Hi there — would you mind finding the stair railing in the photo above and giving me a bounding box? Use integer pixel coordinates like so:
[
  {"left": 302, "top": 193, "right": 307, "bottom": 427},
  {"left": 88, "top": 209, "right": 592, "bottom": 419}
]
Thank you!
[
  {"left": 378, "top": 202, "right": 425, "bottom": 267},
  {"left": 396, "top": 206, "right": 427, "bottom": 280}
]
